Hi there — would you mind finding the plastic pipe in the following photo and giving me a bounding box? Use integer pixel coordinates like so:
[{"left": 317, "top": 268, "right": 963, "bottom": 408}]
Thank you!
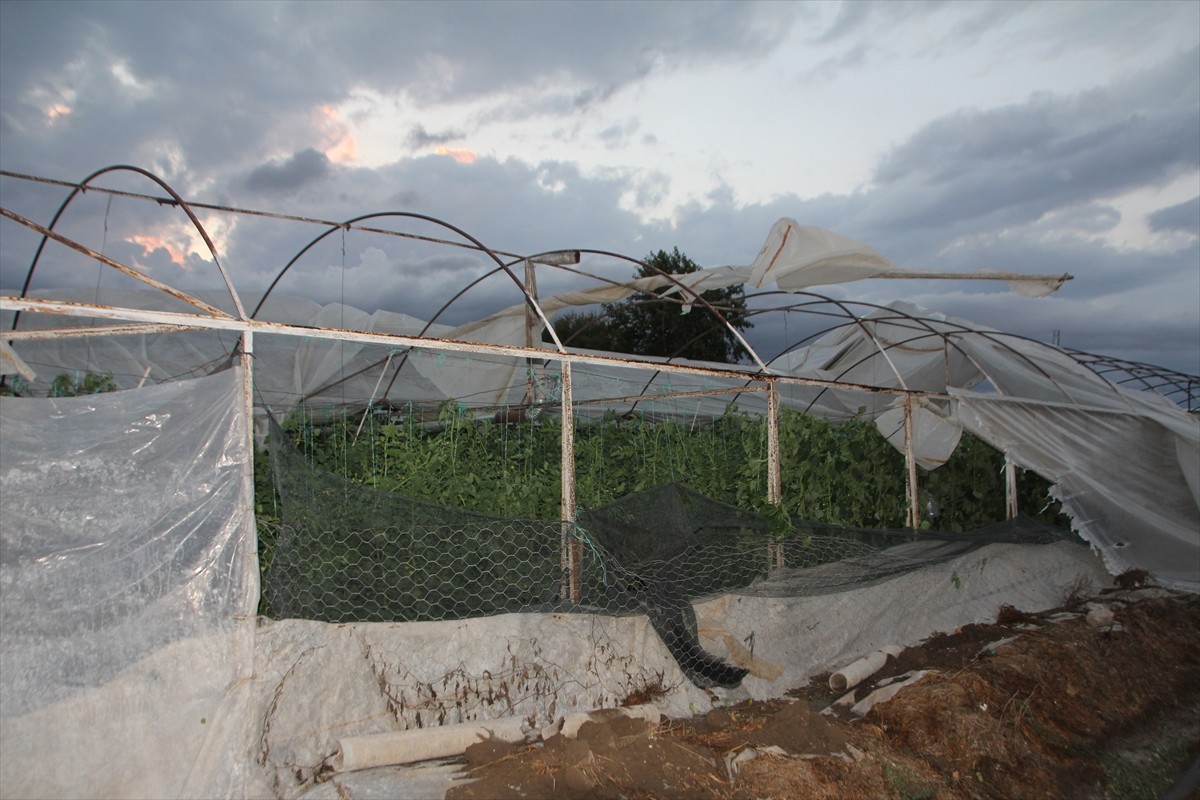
[
  {"left": 331, "top": 704, "right": 662, "bottom": 773},
  {"left": 331, "top": 716, "right": 528, "bottom": 772},
  {"left": 828, "top": 645, "right": 903, "bottom": 692}
]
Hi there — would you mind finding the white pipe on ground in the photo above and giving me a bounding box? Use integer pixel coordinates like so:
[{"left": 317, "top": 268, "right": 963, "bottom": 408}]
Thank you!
[
  {"left": 331, "top": 716, "right": 528, "bottom": 773},
  {"left": 330, "top": 704, "right": 663, "bottom": 773},
  {"left": 828, "top": 645, "right": 904, "bottom": 692}
]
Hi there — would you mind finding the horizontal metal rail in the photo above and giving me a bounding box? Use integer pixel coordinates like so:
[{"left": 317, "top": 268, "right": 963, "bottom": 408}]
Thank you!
[
  {"left": 1, "top": 295, "right": 947, "bottom": 400},
  {"left": 6, "top": 323, "right": 210, "bottom": 340}
]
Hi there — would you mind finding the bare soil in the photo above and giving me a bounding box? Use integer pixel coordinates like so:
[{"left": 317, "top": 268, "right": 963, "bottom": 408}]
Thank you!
[{"left": 445, "top": 586, "right": 1200, "bottom": 800}]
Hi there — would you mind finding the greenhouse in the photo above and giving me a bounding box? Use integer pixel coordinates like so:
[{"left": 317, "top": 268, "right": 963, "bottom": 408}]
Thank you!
[{"left": 1, "top": 166, "right": 1197, "bottom": 799}]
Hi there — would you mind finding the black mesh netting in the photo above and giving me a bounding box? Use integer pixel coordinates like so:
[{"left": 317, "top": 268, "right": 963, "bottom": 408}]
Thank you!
[{"left": 263, "top": 417, "right": 1070, "bottom": 688}]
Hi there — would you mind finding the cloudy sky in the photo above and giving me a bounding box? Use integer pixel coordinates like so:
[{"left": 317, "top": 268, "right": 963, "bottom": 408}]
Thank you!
[{"left": 1, "top": 0, "right": 1197, "bottom": 375}]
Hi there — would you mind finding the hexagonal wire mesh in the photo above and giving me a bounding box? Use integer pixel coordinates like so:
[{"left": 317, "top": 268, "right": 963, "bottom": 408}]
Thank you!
[{"left": 260, "top": 414, "right": 1069, "bottom": 688}]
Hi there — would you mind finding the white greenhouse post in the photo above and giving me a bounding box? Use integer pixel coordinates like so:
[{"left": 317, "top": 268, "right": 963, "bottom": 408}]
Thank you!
[
  {"left": 352, "top": 348, "right": 398, "bottom": 442},
  {"left": 767, "top": 381, "right": 782, "bottom": 507},
  {"left": 767, "top": 381, "right": 784, "bottom": 569},
  {"left": 1005, "top": 456, "right": 1019, "bottom": 519},
  {"left": 523, "top": 259, "right": 539, "bottom": 405},
  {"left": 241, "top": 328, "right": 255, "bottom": 439},
  {"left": 904, "top": 393, "right": 920, "bottom": 529},
  {"left": 241, "top": 329, "right": 259, "bottom": 596},
  {"left": 560, "top": 360, "right": 580, "bottom": 603}
]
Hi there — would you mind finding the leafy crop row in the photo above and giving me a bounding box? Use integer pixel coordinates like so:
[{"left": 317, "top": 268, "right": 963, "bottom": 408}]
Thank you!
[{"left": 262, "top": 404, "right": 1065, "bottom": 533}]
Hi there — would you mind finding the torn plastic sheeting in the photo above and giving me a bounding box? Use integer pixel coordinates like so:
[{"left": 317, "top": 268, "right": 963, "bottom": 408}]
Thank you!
[
  {"left": 849, "top": 670, "right": 935, "bottom": 716},
  {"left": 875, "top": 397, "right": 963, "bottom": 470},
  {"left": 952, "top": 390, "right": 1200, "bottom": 590},
  {"left": 747, "top": 219, "right": 895, "bottom": 291}
]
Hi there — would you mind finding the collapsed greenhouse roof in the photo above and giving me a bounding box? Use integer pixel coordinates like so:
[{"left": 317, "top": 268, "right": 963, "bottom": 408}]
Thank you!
[
  {"left": 1, "top": 170, "right": 1197, "bottom": 592},
  {"left": 2, "top": 166, "right": 1198, "bottom": 800},
  {"left": 6, "top": 284, "right": 1197, "bottom": 590}
]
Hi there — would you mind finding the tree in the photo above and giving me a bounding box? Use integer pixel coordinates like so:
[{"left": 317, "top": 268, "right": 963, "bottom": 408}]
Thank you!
[
  {"left": 545, "top": 248, "right": 753, "bottom": 363},
  {"left": 545, "top": 309, "right": 618, "bottom": 352}
]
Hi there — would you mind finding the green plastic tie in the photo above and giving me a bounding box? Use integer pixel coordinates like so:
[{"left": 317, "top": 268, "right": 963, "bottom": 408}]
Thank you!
[{"left": 572, "top": 522, "right": 607, "bottom": 588}]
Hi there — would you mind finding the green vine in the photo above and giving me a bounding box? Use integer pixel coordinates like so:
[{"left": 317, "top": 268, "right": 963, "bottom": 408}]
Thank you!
[{"left": 265, "top": 406, "right": 1065, "bottom": 531}]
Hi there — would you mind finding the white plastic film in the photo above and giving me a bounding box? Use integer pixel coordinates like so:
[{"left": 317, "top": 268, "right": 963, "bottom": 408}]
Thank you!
[
  {"left": 953, "top": 391, "right": 1200, "bottom": 590},
  {"left": 875, "top": 397, "right": 964, "bottom": 470},
  {"left": 0, "top": 366, "right": 258, "bottom": 799}
]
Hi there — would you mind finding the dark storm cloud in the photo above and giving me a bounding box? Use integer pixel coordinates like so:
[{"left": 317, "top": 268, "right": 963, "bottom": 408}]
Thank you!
[
  {"left": 272, "top": 247, "right": 488, "bottom": 320},
  {"left": 1, "top": 2, "right": 1196, "bottom": 376},
  {"left": 404, "top": 125, "right": 465, "bottom": 150},
  {"left": 658, "top": 53, "right": 1200, "bottom": 374},
  {"left": 1148, "top": 196, "right": 1200, "bottom": 234},
  {"left": 852, "top": 48, "right": 1200, "bottom": 265},
  {"left": 0, "top": 1, "right": 801, "bottom": 192},
  {"left": 869, "top": 55, "right": 1198, "bottom": 230},
  {"left": 0, "top": 3, "right": 335, "bottom": 187},
  {"left": 245, "top": 149, "right": 331, "bottom": 194},
  {"left": 201, "top": 151, "right": 650, "bottom": 320}
]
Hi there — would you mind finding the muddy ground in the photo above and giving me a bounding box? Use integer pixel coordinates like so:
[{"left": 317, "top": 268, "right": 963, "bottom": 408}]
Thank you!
[{"left": 441, "top": 585, "right": 1200, "bottom": 800}]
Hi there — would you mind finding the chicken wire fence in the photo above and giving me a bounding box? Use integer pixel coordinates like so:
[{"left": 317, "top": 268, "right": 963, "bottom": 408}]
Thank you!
[{"left": 262, "top": 415, "right": 1070, "bottom": 688}]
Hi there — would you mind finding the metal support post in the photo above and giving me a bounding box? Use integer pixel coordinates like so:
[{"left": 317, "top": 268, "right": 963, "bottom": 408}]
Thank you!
[
  {"left": 523, "top": 259, "right": 539, "bottom": 406},
  {"left": 766, "top": 381, "right": 785, "bottom": 568},
  {"left": 1005, "top": 455, "right": 1019, "bottom": 519},
  {"left": 240, "top": 329, "right": 260, "bottom": 601},
  {"left": 560, "top": 361, "right": 580, "bottom": 603},
  {"left": 904, "top": 393, "right": 920, "bottom": 529}
]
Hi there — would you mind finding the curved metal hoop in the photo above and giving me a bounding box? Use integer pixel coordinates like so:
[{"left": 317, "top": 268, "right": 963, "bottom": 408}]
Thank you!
[{"left": 12, "top": 164, "right": 245, "bottom": 328}]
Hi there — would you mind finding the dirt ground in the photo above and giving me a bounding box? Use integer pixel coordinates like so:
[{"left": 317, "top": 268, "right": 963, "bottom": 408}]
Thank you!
[{"left": 443, "top": 584, "right": 1200, "bottom": 800}]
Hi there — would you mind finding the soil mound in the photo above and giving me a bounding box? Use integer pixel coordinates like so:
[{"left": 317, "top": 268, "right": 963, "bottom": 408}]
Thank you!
[{"left": 443, "top": 588, "right": 1200, "bottom": 799}]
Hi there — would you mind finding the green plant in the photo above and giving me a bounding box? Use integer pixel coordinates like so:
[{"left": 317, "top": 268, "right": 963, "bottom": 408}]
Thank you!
[
  {"left": 48, "top": 371, "right": 118, "bottom": 397},
  {"left": 0, "top": 376, "right": 31, "bottom": 396},
  {"left": 262, "top": 406, "right": 1063, "bottom": 529},
  {"left": 0, "top": 371, "right": 119, "bottom": 398},
  {"left": 1104, "top": 739, "right": 1197, "bottom": 800},
  {"left": 256, "top": 404, "right": 1074, "bottom": 620},
  {"left": 882, "top": 763, "right": 936, "bottom": 800}
]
